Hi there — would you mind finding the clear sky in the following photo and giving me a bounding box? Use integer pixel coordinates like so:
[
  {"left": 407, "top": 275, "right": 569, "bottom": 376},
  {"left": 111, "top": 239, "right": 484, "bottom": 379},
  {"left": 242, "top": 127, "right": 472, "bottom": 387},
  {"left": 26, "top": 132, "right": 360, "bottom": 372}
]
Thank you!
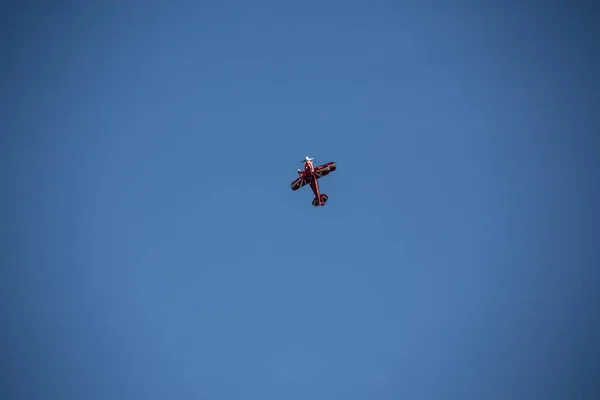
[{"left": 2, "top": 1, "right": 599, "bottom": 399}]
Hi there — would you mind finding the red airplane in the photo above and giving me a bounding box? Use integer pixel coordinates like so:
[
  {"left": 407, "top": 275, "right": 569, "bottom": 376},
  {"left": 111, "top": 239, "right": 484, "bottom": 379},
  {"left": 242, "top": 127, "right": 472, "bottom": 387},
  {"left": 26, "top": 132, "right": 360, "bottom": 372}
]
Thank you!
[{"left": 290, "top": 156, "right": 337, "bottom": 206}]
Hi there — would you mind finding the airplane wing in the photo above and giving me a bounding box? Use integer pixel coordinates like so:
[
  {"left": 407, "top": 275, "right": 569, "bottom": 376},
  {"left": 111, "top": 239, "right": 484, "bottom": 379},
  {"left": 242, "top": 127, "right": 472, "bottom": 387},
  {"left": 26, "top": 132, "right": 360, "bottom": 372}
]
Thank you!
[
  {"left": 290, "top": 176, "right": 308, "bottom": 191},
  {"left": 290, "top": 162, "right": 336, "bottom": 190},
  {"left": 314, "top": 162, "right": 336, "bottom": 179}
]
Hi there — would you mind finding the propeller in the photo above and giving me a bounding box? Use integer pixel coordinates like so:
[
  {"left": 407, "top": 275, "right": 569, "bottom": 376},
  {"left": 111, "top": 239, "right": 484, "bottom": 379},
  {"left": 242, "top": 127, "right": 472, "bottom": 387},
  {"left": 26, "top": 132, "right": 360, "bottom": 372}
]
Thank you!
[{"left": 300, "top": 156, "right": 314, "bottom": 163}]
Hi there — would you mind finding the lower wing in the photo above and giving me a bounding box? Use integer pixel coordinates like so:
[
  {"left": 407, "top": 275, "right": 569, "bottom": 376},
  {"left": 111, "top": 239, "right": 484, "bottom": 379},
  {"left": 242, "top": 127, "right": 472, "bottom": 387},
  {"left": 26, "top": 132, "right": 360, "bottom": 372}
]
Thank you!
[{"left": 291, "top": 176, "right": 308, "bottom": 191}]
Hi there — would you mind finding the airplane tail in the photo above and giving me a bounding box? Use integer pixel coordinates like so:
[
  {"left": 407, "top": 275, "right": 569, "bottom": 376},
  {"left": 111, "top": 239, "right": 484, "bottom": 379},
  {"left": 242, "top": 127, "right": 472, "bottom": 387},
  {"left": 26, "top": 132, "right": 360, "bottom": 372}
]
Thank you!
[{"left": 312, "top": 194, "right": 329, "bottom": 206}]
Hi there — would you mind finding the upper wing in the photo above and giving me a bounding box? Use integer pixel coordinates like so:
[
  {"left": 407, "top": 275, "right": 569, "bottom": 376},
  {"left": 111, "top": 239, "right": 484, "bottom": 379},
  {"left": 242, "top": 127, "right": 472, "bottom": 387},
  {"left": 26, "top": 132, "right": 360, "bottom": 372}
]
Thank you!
[
  {"left": 290, "top": 176, "right": 308, "bottom": 191},
  {"left": 314, "top": 161, "right": 336, "bottom": 179}
]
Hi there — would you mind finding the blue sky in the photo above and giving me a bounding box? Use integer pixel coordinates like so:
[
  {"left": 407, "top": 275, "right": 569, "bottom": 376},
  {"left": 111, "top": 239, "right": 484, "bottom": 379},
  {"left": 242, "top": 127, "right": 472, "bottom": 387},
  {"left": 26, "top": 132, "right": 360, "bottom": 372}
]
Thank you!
[{"left": 2, "top": 1, "right": 599, "bottom": 399}]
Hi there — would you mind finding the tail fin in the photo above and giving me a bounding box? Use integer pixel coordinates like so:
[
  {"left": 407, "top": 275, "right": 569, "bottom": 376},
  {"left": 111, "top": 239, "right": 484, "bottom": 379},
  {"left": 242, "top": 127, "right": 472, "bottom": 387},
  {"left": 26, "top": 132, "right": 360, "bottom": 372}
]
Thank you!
[{"left": 312, "top": 194, "right": 329, "bottom": 206}]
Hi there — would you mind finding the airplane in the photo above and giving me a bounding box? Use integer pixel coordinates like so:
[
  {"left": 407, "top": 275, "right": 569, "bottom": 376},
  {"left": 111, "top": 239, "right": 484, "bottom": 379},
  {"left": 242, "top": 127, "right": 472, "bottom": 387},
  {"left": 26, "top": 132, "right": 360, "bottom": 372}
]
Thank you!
[{"left": 290, "top": 156, "right": 337, "bottom": 206}]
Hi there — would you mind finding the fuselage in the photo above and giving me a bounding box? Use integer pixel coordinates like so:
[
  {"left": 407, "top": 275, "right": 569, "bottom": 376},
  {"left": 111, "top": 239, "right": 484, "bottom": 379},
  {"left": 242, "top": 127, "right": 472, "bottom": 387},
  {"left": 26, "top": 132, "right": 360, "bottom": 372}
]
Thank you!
[{"left": 303, "top": 160, "right": 321, "bottom": 201}]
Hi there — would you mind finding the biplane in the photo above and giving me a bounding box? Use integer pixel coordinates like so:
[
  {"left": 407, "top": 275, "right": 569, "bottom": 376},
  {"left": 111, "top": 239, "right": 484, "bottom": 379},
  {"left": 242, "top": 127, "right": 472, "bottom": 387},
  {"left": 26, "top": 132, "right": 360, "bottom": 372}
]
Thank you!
[{"left": 290, "top": 156, "right": 337, "bottom": 206}]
